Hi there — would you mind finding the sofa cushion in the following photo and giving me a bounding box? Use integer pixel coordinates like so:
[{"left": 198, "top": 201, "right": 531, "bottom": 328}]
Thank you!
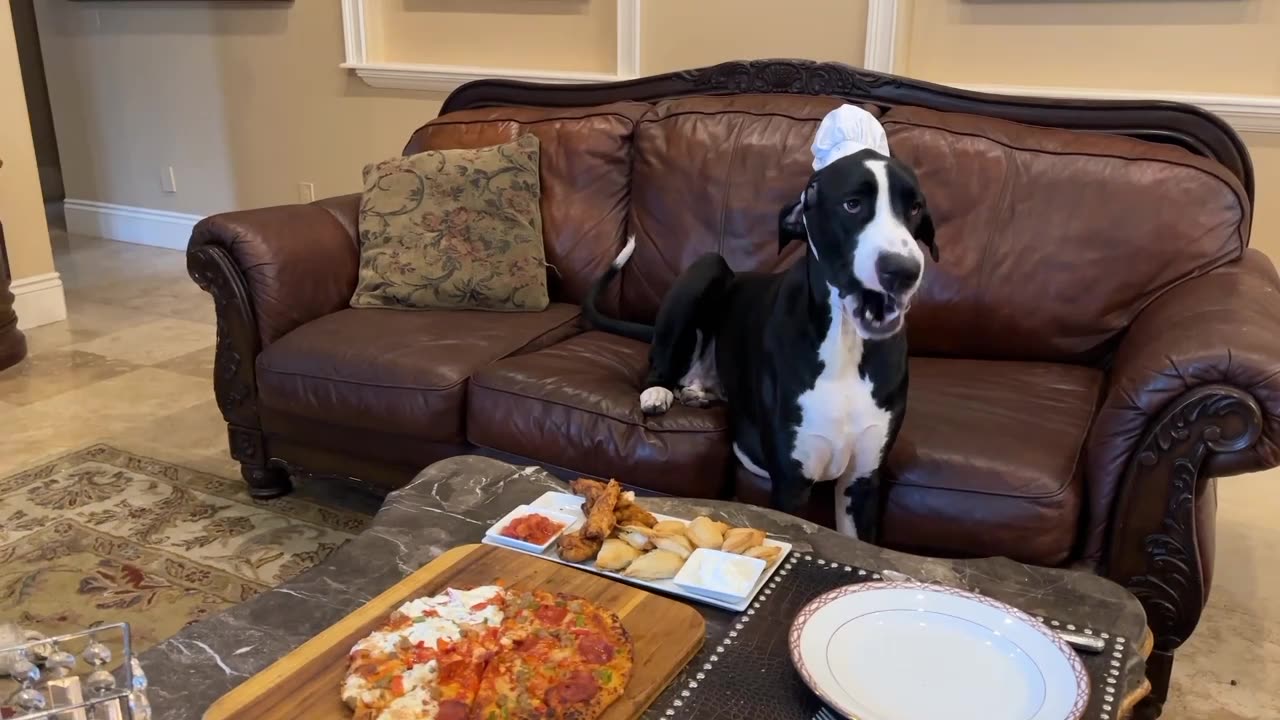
[
  {"left": 466, "top": 331, "right": 732, "bottom": 496},
  {"left": 882, "top": 105, "right": 1250, "bottom": 363},
  {"left": 881, "top": 358, "right": 1101, "bottom": 565},
  {"left": 623, "top": 95, "right": 874, "bottom": 322},
  {"left": 257, "top": 305, "right": 582, "bottom": 443},
  {"left": 351, "top": 135, "right": 549, "bottom": 312},
  {"left": 405, "top": 102, "right": 651, "bottom": 315},
  {"left": 736, "top": 358, "right": 1102, "bottom": 566}
]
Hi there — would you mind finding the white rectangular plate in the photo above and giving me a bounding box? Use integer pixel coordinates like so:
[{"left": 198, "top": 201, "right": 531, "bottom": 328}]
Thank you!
[{"left": 481, "top": 491, "right": 792, "bottom": 612}]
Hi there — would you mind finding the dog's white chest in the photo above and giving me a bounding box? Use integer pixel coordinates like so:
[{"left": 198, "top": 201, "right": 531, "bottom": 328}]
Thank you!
[{"left": 791, "top": 303, "right": 892, "bottom": 483}]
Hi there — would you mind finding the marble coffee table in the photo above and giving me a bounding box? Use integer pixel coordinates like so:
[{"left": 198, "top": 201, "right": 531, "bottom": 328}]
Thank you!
[{"left": 139, "top": 455, "right": 1151, "bottom": 719}]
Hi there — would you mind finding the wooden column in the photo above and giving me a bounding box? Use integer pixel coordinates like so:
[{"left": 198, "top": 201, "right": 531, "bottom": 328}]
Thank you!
[{"left": 0, "top": 219, "right": 29, "bottom": 371}]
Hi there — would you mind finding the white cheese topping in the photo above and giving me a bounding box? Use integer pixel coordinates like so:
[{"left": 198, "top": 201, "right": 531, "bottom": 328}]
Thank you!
[
  {"left": 402, "top": 617, "right": 462, "bottom": 651},
  {"left": 376, "top": 687, "right": 437, "bottom": 720},
  {"left": 398, "top": 585, "right": 506, "bottom": 628},
  {"left": 352, "top": 630, "right": 407, "bottom": 656},
  {"left": 399, "top": 661, "right": 438, "bottom": 692},
  {"left": 345, "top": 586, "right": 508, "bottom": 718},
  {"left": 341, "top": 673, "right": 383, "bottom": 709}
]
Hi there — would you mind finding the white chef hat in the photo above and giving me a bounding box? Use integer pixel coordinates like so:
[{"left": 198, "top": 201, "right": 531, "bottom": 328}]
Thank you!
[{"left": 811, "top": 104, "right": 890, "bottom": 171}]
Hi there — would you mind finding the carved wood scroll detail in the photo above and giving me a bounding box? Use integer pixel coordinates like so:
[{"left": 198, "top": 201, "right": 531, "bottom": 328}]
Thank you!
[
  {"left": 676, "top": 58, "right": 898, "bottom": 97},
  {"left": 1112, "top": 386, "right": 1263, "bottom": 653},
  {"left": 187, "top": 245, "right": 261, "bottom": 429}
]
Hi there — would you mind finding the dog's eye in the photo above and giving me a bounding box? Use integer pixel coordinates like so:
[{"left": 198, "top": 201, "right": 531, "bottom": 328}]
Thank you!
[
  {"left": 909, "top": 201, "right": 923, "bottom": 217},
  {"left": 843, "top": 199, "right": 862, "bottom": 214}
]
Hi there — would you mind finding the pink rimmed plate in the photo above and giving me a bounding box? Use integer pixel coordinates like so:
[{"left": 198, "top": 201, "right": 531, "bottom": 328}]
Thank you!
[{"left": 788, "top": 581, "right": 1089, "bottom": 720}]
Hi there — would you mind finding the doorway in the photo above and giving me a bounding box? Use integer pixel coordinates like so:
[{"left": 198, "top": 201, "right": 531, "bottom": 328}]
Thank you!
[{"left": 11, "top": 0, "right": 64, "bottom": 205}]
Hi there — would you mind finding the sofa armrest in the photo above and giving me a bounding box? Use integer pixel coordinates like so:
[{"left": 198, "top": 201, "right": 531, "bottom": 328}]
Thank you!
[
  {"left": 1085, "top": 248, "right": 1280, "bottom": 555},
  {"left": 187, "top": 194, "right": 360, "bottom": 348},
  {"left": 1079, "top": 249, "right": 1277, "bottom": 689}
]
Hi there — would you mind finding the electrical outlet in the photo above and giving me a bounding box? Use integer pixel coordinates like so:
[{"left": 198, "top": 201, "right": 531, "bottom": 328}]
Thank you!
[
  {"left": 298, "top": 182, "right": 316, "bottom": 203},
  {"left": 161, "top": 166, "right": 177, "bottom": 194}
]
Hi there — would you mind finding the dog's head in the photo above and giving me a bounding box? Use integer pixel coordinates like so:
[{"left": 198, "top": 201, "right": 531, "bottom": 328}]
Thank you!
[{"left": 779, "top": 149, "right": 937, "bottom": 340}]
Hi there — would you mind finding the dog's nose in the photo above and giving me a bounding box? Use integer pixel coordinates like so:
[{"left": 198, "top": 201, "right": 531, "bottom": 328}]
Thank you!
[{"left": 875, "top": 253, "right": 922, "bottom": 295}]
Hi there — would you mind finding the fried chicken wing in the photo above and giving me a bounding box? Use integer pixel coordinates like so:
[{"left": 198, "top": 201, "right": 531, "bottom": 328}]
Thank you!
[
  {"left": 582, "top": 480, "right": 622, "bottom": 540},
  {"left": 573, "top": 478, "right": 643, "bottom": 507},
  {"left": 613, "top": 503, "right": 658, "bottom": 528},
  {"left": 557, "top": 531, "right": 604, "bottom": 563},
  {"left": 570, "top": 477, "right": 608, "bottom": 505}
]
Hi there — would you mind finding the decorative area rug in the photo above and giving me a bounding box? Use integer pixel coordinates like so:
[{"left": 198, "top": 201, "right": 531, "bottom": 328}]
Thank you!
[{"left": 0, "top": 445, "right": 371, "bottom": 655}]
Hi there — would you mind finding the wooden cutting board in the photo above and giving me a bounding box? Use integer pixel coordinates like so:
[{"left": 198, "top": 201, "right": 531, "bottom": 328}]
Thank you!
[{"left": 204, "top": 544, "right": 706, "bottom": 720}]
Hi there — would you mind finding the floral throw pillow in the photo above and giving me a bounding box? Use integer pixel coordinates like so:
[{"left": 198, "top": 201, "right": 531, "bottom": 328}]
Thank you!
[{"left": 351, "top": 134, "right": 549, "bottom": 312}]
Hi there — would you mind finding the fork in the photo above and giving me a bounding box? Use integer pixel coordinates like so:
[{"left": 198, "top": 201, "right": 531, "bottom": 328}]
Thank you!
[{"left": 814, "top": 707, "right": 840, "bottom": 720}]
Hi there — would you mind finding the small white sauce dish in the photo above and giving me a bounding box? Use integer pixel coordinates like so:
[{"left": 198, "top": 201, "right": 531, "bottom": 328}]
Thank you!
[
  {"left": 674, "top": 548, "right": 768, "bottom": 604},
  {"left": 485, "top": 505, "right": 577, "bottom": 554}
]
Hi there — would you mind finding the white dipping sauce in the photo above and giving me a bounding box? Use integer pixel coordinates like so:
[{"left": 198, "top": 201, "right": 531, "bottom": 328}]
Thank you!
[{"left": 688, "top": 550, "right": 766, "bottom": 597}]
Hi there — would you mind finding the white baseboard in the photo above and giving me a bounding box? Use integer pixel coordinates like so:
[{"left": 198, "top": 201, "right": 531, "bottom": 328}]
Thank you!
[
  {"left": 11, "top": 272, "right": 67, "bottom": 330},
  {"left": 63, "top": 199, "right": 203, "bottom": 251}
]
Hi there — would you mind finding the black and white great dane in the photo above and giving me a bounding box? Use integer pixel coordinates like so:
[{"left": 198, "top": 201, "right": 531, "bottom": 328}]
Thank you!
[{"left": 582, "top": 148, "right": 938, "bottom": 541}]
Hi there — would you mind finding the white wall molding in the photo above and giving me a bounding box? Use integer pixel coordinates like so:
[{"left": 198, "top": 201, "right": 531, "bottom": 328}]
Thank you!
[
  {"left": 63, "top": 200, "right": 202, "bottom": 252},
  {"left": 339, "top": 0, "right": 1280, "bottom": 134},
  {"left": 862, "top": 0, "right": 1280, "bottom": 134},
  {"left": 863, "top": 0, "right": 900, "bottom": 73},
  {"left": 340, "top": 0, "right": 642, "bottom": 93},
  {"left": 615, "top": 0, "right": 641, "bottom": 79},
  {"left": 11, "top": 272, "right": 67, "bottom": 330},
  {"left": 341, "top": 0, "right": 367, "bottom": 66}
]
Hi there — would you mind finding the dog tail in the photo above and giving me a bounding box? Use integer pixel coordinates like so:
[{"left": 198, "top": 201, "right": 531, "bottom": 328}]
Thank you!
[{"left": 582, "top": 235, "right": 655, "bottom": 343}]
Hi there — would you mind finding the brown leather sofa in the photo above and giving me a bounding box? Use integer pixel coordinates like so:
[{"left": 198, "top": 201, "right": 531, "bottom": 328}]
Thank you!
[{"left": 188, "top": 60, "right": 1280, "bottom": 717}]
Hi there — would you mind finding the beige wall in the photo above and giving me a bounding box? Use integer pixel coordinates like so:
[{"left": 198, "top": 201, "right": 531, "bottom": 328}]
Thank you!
[
  {"left": 899, "top": 0, "right": 1280, "bottom": 257},
  {"left": 375, "top": 0, "right": 618, "bottom": 73},
  {"left": 35, "top": 1, "right": 446, "bottom": 216},
  {"left": 1, "top": 0, "right": 55, "bottom": 281},
  {"left": 377, "top": 0, "right": 868, "bottom": 75},
  {"left": 29, "top": 0, "right": 1280, "bottom": 261},
  {"left": 1244, "top": 133, "right": 1280, "bottom": 253},
  {"left": 33, "top": 0, "right": 872, "bottom": 217},
  {"left": 641, "top": 0, "right": 867, "bottom": 73},
  {"left": 905, "top": 0, "right": 1280, "bottom": 95}
]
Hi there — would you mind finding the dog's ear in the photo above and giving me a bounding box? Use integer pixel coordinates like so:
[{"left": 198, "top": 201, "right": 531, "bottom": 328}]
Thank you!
[
  {"left": 778, "top": 201, "right": 805, "bottom": 255},
  {"left": 915, "top": 205, "right": 939, "bottom": 262},
  {"left": 778, "top": 183, "right": 814, "bottom": 255}
]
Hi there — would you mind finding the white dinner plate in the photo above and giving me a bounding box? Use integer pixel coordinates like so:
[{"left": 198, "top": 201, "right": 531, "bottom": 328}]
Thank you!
[{"left": 789, "top": 581, "right": 1089, "bottom": 720}]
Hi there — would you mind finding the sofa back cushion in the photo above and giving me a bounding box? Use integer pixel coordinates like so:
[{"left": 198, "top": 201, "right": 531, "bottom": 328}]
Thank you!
[
  {"left": 882, "top": 106, "right": 1251, "bottom": 362},
  {"left": 352, "top": 135, "right": 549, "bottom": 312},
  {"left": 621, "top": 95, "right": 861, "bottom": 321},
  {"left": 406, "top": 102, "right": 650, "bottom": 314}
]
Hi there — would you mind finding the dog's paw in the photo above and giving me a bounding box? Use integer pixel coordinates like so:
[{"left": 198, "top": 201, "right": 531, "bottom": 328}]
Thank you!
[
  {"left": 677, "top": 385, "right": 713, "bottom": 408},
  {"left": 640, "top": 386, "right": 675, "bottom": 415}
]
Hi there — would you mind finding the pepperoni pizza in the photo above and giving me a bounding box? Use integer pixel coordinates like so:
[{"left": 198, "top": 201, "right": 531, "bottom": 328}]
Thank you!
[{"left": 343, "top": 586, "right": 632, "bottom": 720}]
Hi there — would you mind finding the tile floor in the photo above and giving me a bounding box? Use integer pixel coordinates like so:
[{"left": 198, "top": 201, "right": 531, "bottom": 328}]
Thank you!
[{"left": 2, "top": 226, "right": 1277, "bottom": 718}]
